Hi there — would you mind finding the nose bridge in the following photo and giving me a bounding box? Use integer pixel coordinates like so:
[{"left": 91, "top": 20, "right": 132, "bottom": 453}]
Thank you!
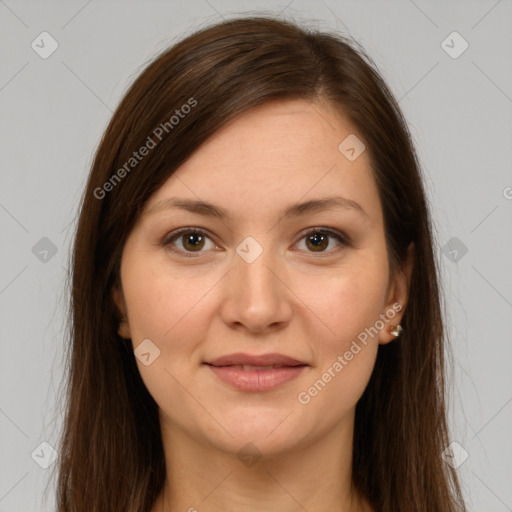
[
  {"left": 235, "top": 233, "right": 281, "bottom": 299},
  {"left": 222, "top": 233, "right": 291, "bottom": 331}
]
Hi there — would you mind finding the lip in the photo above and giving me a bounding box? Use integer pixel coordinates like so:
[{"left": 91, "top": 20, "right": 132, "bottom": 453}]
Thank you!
[
  {"left": 205, "top": 352, "right": 306, "bottom": 367},
  {"left": 206, "top": 365, "right": 307, "bottom": 391},
  {"left": 204, "top": 352, "right": 309, "bottom": 392}
]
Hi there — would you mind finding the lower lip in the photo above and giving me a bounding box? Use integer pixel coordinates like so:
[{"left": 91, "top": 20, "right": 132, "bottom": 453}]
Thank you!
[{"left": 205, "top": 364, "right": 307, "bottom": 391}]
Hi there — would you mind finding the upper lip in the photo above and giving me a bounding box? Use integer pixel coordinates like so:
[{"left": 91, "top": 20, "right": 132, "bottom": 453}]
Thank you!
[{"left": 204, "top": 352, "right": 307, "bottom": 367}]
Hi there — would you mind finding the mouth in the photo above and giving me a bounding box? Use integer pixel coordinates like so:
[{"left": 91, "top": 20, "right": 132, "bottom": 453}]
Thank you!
[
  {"left": 208, "top": 364, "right": 304, "bottom": 370},
  {"left": 204, "top": 352, "right": 307, "bottom": 367},
  {"left": 203, "top": 353, "right": 309, "bottom": 392}
]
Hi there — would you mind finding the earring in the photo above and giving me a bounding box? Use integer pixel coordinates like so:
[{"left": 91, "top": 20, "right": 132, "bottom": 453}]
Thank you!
[
  {"left": 117, "top": 316, "right": 130, "bottom": 339},
  {"left": 390, "top": 324, "right": 403, "bottom": 337}
]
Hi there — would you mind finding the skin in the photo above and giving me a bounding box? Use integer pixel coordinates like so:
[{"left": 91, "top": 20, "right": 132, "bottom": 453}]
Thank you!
[{"left": 113, "top": 98, "right": 414, "bottom": 512}]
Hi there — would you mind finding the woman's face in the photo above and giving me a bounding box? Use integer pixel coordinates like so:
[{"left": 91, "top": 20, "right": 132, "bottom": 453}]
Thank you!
[{"left": 113, "top": 98, "right": 411, "bottom": 457}]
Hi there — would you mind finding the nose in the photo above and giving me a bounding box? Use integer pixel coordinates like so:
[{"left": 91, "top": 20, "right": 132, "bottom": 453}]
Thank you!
[{"left": 219, "top": 241, "right": 293, "bottom": 335}]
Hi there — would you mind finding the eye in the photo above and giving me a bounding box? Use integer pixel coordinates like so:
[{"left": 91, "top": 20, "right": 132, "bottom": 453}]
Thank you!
[
  {"left": 162, "top": 226, "right": 349, "bottom": 258},
  {"left": 162, "top": 228, "right": 218, "bottom": 257},
  {"left": 294, "top": 227, "right": 349, "bottom": 255}
]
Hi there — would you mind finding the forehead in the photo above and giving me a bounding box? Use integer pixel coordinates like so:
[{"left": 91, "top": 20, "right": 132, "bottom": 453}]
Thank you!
[{"left": 143, "top": 98, "right": 382, "bottom": 226}]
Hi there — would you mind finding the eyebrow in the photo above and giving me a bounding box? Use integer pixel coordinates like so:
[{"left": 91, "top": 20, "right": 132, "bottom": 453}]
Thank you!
[{"left": 142, "top": 195, "right": 369, "bottom": 222}]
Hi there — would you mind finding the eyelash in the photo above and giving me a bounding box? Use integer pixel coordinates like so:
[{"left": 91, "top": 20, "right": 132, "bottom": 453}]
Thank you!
[{"left": 161, "top": 227, "right": 350, "bottom": 258}]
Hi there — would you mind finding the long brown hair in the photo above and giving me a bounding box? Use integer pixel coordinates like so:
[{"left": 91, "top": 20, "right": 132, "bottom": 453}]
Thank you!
[{"left": 52, "top": 15, "right": 466, "bottom": 511}]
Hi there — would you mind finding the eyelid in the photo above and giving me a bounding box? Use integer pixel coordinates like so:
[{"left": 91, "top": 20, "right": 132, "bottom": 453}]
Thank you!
[{"left": 161, "top": 226, "right": 351, "bottom": 257}]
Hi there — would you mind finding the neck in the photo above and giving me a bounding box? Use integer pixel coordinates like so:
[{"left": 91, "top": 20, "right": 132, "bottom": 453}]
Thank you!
[{"left": 155, "top": 408, "right": 373, "bottom": 512}]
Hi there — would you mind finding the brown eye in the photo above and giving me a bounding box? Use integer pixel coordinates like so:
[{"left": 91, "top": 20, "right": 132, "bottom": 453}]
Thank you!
[
  {"left": 162, "top": 226, "right": 349, "bottom": 258},
  {"left": 305, "top": 232, "right": 329, "bottom": 252},
  {"left": 163, "top": 228, "right": 217, "bottom": 257},
  {"left": 181, "top": 232, "right": 205, "bottom": 252},
  {"left": 296, "top": 228, "right": 348, "bottom": 254}
]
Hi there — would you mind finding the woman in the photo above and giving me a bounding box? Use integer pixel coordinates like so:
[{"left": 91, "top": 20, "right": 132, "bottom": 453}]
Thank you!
[{"left": 54, "top": 15, "right": 467, "bottom": 511}]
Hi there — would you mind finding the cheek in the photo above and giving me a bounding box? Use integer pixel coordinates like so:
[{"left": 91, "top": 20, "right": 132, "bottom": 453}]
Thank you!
[
  {"left": 120, "top": 258, "right": 214, "bottom": 412},
  {"left": 295, "top": 341, "right": 377, "bottom": 438},
  {"left": 293, "top": 255, "right": 389, "bottom": 349},
  {"left": 121, "top": 248, "right": 203, "bottom": 340},
  {"left": 120, "top": 253, "right": 222, "bottom": 384},
  {"left": 332, "top": 272, "right": 387, "bottom": 339},
  {"left": 293, "top": 267, "right": 386, "bottom": 424}
]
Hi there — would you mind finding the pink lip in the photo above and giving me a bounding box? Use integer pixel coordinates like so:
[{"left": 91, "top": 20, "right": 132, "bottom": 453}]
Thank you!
[
  {"left": 206, "top": 364, "right": 307, "bottom": 391},
  {"left": 205, "top": 352, "right": 306, "bottom": 367},
  {"left": 204, "top": 352, "right": 309, "bottom": 392}
]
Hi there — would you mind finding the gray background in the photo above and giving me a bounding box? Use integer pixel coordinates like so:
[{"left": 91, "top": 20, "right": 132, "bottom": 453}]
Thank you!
[{"left": 1, "top": 0, "right": 511, "bottom": 510}]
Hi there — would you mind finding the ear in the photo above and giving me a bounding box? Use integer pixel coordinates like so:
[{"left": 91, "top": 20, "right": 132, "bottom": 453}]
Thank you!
[
  {"left": 379, "top": 242, "right": 414, "bottom": 345},
  {"left": 112, "top": 284, "right": 132, "bottom": 339}
]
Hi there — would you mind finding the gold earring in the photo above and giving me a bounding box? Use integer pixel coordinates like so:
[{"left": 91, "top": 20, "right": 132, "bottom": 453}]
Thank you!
[{"left": 390, "top": 324, "right": 403, "bottom": 337}]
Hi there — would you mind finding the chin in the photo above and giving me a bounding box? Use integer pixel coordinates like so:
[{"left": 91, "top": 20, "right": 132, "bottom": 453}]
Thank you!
[{"left": 206, "top": 412, "right": 307, "bottom": 457}]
